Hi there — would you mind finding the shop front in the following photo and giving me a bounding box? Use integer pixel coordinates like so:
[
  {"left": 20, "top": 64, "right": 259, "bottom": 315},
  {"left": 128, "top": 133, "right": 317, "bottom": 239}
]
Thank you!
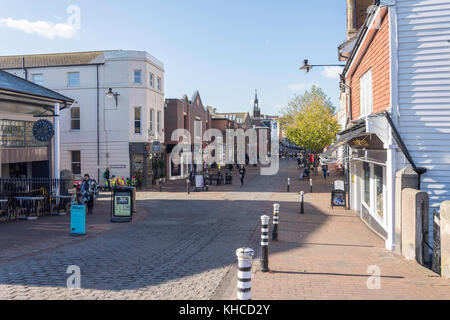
[
  {"left": 130, "top": 142, "right": 165, "bottom": 187},
  {"left": 348, "top": 134, "right": 388, "bottom": 240}
]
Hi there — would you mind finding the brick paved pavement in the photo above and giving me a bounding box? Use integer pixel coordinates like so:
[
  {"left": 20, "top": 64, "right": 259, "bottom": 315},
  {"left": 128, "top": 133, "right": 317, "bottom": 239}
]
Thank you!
[
  {"left": 1, "top": 160, "right": 449, "bottom": 300},
  {"left": 0, "top": 165, "right": 280, "bottom": 300},
  {"left": 216, "top": 160, "right": 450, "bottom": 300}
]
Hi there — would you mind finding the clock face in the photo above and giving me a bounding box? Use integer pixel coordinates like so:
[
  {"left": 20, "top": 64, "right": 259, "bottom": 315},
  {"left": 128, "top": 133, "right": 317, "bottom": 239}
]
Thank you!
[{"left": 33, "top": 120, "right": 55, "bottom": 142}]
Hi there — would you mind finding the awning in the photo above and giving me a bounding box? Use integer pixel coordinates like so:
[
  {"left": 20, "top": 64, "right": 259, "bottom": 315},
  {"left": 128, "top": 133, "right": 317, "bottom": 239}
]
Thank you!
[{"left": 322, "top": 123, "right": 366, "bottom": 158}]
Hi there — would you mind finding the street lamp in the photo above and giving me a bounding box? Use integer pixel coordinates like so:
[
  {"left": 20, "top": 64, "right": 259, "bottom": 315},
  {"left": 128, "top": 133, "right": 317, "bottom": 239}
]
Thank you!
[
  {"left": 106, "top": 88, "right": 120, "bottom": 106},
  {"left": 299, "top": 59, "right": 345, "bottom": 73}
]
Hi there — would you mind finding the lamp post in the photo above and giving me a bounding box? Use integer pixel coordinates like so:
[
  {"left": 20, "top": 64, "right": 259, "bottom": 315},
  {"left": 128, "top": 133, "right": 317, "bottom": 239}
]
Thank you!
[
  {"left": 299, "top": 59, "right": 345, "bottom": 73},
  {"left": 106, "top": 88, "right": 120, "bottom": 107}
]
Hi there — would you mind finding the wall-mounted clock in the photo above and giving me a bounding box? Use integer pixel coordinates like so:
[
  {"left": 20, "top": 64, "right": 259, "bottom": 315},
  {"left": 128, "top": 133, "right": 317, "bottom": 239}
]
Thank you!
[{"left": 33, "top": 119, "right": 55, "bottom": 142}]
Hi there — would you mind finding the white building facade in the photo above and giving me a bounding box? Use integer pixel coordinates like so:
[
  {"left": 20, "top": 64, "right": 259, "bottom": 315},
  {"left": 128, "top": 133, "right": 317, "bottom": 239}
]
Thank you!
[
  {"left": 0, "top": 50, "right": 165, "bottom": 187},
  {"left": 330, "top": 0, "right": 450, "bottom": 252}
]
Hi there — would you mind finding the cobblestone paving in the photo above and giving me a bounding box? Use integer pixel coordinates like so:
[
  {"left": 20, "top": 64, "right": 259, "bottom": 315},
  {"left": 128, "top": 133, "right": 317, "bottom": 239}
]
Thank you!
[{"left": 0, "top": 165, "right": 287, "bottom": 300}]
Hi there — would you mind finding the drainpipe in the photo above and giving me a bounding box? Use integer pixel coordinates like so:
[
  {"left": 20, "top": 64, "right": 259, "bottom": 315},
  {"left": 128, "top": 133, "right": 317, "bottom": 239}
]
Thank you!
[
  {"left": 22, "top": 56, "right": 27, "bottom": 80},
  {"left": 97, "top": 64, "right": 100, "bottom": 183}
]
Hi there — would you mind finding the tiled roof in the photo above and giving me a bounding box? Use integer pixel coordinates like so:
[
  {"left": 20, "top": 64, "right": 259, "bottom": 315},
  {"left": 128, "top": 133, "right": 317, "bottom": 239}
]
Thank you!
[
  {"left": 0, "top": 51, "right": 105, "bottom": 69},
  {"left": 0, "top": 70, "right": 74, "bottom": 103}
]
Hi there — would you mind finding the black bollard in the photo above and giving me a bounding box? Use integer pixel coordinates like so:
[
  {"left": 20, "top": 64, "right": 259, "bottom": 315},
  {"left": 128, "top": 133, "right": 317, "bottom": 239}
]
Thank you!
[
  {"left": 310, "top": 178, "right": 313, "bottom": 193},
  {"left": 272, "top": 203, "right": 279, "bottom": 241},
  {"left": 260, "top": 215, "right": 270, "bottom": 273},
  {"left": 186, "top": 179, "right": 190, "bottom": 195},
  {"left": 159, "top": 178, "right": 162, "bottom": 192},
  {"left": 287, "top": 178, "right": 290, "bottom": 193}
]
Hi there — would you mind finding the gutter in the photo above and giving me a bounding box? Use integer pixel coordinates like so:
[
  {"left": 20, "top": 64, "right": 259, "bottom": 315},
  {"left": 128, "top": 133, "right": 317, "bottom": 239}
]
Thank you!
[{"left": 382, "top": 110, "right": 427, "bottom": 188}]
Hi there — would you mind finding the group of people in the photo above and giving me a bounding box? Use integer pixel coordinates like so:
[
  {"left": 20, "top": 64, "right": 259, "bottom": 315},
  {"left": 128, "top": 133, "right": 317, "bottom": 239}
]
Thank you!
[{"left": 294, "top": 152, "right": 330, "bottom": 181}]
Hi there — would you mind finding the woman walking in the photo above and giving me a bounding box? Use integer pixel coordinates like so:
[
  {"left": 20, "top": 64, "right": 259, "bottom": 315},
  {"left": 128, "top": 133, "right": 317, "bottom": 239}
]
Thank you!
[{"left": 80, "top": 174, "right": 98, "bottom": 215}]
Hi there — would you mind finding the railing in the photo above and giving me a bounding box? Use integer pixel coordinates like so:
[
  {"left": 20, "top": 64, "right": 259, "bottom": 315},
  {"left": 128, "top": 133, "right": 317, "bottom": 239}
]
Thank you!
[{"left": 0, "top": 178, "right": 72, "bottom": 199}]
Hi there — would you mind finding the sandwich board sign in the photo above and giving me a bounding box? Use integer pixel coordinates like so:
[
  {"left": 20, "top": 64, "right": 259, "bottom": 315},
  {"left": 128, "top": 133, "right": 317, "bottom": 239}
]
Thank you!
[{"left": 70, "top": 205, "right": 86, "bottom": 236}]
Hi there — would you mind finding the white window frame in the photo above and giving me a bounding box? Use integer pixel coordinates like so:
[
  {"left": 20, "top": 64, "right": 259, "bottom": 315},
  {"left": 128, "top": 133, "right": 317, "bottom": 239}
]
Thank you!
[
  {"left": 70, "top": 106, "right": 81, "bottom": 131},
  {"left": 71, "top": 150, "right": 81, "bottom": 176},
  {"left": 149, "top": 108, "right": 154, "bottom": 136},
  {"left": 134, "top": 70, "right": 142, "bottom": 84},
  {"left": 157, "top": 110, "right": 161, "bottom": 134},
  {"left": 157, "top": 77, "right": 162, "bottom": 91},
  {"left": 32, "top": 74, "right": 44, "bottom": 86},
  {"left": 134, "top": 107, "right": 142, "bottom": 134},
  {"left": 149, "top": 73, "right": 154, "bottom": 87},
  {"left": 361, "top": 162, "right": 387, "bottom": 227},
  {"left": 68, "top": 72, "right": 80, "bottom": 87},
  {"left": 359, "top": 69, "right": 373, "bottom": 118}
]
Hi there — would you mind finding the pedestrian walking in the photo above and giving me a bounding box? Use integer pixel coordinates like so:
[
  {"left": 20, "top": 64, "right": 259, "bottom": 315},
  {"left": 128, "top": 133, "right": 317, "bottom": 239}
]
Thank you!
[
  {"left": 239, "top": 165, "right": 246, "bottom": 186},
  {"left": 80, "top": 174, "right": 98, "bottom": 215}
]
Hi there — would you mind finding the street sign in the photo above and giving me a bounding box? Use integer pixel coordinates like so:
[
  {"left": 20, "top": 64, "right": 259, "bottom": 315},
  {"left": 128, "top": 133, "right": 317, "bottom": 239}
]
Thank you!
[{"left": 70, "top": 205, "right": 86, "bottom": 236}]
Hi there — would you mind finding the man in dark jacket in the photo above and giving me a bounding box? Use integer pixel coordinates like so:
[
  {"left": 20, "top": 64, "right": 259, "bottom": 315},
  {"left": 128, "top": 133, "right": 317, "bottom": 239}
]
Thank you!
[{"left": 239, "top": 165, "right": 246, "bottom": 186}]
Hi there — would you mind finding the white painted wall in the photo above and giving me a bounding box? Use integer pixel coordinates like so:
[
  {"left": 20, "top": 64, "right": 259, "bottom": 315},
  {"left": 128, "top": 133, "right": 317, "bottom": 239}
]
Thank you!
[{"left": 396, "top": 0, "right": 450, "bottom": 244}]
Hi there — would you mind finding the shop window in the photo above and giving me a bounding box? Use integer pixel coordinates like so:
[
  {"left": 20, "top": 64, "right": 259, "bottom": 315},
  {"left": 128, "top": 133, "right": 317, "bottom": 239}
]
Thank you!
[
  {"left": 363, "top": 162, "right": 370, "bottom": 206},
  {"left": 71, "top": 151, "right": 81, "bottom": 175},
  {"left": 374, "top": 165, "right": 384, "bottom": 219}
]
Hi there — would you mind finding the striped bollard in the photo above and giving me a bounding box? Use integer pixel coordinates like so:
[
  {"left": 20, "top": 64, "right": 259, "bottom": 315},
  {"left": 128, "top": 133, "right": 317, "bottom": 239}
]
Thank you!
[
  {"left": 272, "top": 203, "right": 280, "bottom": 241},
  {"left": 260, "top": 215, "right": 270, "bottom": 272},
  {"left": 236, "top": 247, "right": 254, "bottom": 300},
  {"left": 300, "top": 191, "right": 305, "bottom": 214}
]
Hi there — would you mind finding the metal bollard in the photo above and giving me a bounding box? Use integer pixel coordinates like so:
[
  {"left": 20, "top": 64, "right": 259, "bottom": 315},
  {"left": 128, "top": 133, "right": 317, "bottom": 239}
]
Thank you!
[
  {"left": 272, "top": 203, "right": 280, "bottom": 241},
  {"left": 260, "top": 215, "right": 270, "bottom": 273},
  {"left": 310, "top": 178, "right": 313, "bottom": 193},
  {"left": 186, "top": 179, "right": 190, "bottom": 195},
  {"left": 300, "top": 191, "right": 305, "bottom": 214},
  {"left": 236, "top": 247, "right": 254, "bottom": 300},
  {"left": 287, "top": 178, "right": 290, "bottom": 192}
]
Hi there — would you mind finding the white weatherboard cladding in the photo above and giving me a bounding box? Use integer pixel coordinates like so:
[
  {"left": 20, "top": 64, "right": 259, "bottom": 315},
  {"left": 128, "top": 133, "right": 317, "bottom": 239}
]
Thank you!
[{"left": 396, "top": 0, "right": 450, "bottom": 245}]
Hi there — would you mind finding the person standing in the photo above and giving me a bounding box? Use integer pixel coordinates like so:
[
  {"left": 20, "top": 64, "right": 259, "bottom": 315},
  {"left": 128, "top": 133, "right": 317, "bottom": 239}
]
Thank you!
[
  {"left": 80, "top": 174, "right": 98, "bottom": 215},
  {"left": 239, "top": 165, "right": 246, "bottom": 186}
]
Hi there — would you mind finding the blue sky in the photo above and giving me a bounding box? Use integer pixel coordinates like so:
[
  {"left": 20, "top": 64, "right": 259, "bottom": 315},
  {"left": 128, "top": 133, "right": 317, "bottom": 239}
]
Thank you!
[{"left": 0, "top": 0, "right": 346, "bottom": 115}]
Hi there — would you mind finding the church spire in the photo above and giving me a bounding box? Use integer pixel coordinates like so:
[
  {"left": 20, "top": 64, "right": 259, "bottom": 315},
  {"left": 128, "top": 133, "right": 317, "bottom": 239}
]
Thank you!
[{"left": 253, "top": 89, "right": 260, "bottom": 119}]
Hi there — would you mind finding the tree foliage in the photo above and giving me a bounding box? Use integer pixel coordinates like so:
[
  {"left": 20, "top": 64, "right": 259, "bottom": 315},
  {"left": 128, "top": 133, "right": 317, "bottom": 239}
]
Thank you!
[{"left": 280, "top": 86, "right": 340, "bottom": 153}]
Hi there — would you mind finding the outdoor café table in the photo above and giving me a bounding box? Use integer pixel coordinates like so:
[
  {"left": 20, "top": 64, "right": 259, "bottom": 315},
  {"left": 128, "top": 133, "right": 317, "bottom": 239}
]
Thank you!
[
  {"left": 50, "top": 195, "right": 72, "bottom": 215},
  {"left": 14, "top": 196, "right": 44, "bottom": 220}
]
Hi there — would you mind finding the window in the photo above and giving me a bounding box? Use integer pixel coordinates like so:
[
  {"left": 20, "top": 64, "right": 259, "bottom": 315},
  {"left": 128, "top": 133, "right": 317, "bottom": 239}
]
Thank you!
[
  {"left": 363, "top": 162, "right": 371, "bottom": 206},
  {"left": 374, "top": 165, "right": 384, "bottom": 219},
  {"left": 32, "top": 74, "right": 44, "bottom": 86},
  {"left": 134, "top": 70, "right": 142, "bottom": 84},
  {"left": 71, "top": 151, "right": 81, "bottom": 175},
  {"left": 149, "top": 109, "right": 154, "bottom": 135},
  {"left": 359, "top": 69, "right": 373, "bottom": 117},
  {"left": 68, "top": 72, "right": 80, "bottom": 87},
  {"left": 149, "top": 73, "right": 154, "bottom": 87},
  {"left": 134, "top": 107, "right": 142, "bottom": 134},
  {"left": 157, "top": 110, "right": 161, "bottom": 134},
  {"left": 71, "top": 107, "right": 80, "bottom": 130},
  {"left": 157, "top": 77, "right": 162, "bottom": 91}
]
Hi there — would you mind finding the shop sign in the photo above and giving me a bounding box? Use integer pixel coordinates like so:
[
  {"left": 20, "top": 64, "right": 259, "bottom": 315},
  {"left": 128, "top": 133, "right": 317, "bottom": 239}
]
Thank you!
[{"left": 152, "top": 141, "right": 161, "bottom": 152}]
